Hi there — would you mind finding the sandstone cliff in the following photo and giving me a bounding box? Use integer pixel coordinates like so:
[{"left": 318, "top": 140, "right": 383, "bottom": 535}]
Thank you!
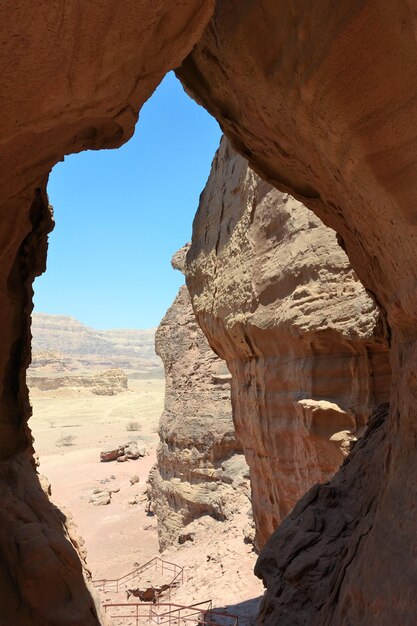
[
  {"left": 151, "top": 249, "right": 250, "bottom": 550},
  {"left": 185, "top": 137, "right": 390, "bottom": 548}
]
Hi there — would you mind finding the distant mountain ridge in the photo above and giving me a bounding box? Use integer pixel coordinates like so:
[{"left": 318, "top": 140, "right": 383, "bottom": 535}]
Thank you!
[{"left": 30, "top": 313, "right": 162, "bottom": 376}]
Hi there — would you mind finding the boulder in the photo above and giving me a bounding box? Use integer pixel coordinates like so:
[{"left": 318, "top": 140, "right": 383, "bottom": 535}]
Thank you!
[
  {"left": 100, "top": 447, "right": 124, "bottom": 462},
  {"left": 89, "top": 490, "right": 111, "bottom": 506}
]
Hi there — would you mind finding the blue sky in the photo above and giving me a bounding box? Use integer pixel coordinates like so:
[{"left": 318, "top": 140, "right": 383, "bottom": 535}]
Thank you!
[{"left": 34, "top": 72, "right": 221, "bottom": 329}]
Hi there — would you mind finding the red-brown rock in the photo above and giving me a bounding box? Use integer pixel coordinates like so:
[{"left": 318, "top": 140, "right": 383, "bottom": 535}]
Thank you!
[
  {"left": 1, "top": 2, "right": 417, "bottom": 624},
  {"left": 178, "top": 6, "right": 417, "bottom": 622},
  {"left": 151, "top": 248, "right": 250, "bottom": 549},
  {"left": 185, "top": 137, "right": 391, "bottom": 548},
  {"left": 0, "top": 3, "right": 215, "bottom": 623}
]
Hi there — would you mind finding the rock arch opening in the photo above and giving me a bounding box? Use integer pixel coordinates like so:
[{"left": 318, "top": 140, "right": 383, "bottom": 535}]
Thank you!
[
  {"left": 26, "top": 66, "right": 392, "bottom": 624},
  {"left": 1, "top": 3, "right": 417, "bottom": 624}
]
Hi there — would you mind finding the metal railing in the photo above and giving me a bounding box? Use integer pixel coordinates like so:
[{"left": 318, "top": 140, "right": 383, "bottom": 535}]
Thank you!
[
  {"left": 102, "top": 600, "right": 239, "bottom": 626},
  {"left": 93, "top": 557, "right": 184, "bottom": 594}
]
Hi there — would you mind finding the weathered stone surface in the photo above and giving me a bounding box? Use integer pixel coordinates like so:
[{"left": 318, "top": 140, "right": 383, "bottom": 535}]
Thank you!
[
  {"left": 151, "top": 249, "right": 250, "bottom": 550},
  {"left": 100, "top": 441, "right": 146, "bottom": 463},
  {"left": 0, "top": 3, "right": 215, "bottom": 622},
  {"left": 178, "top": 2, "right": 417, "bottom": 338},
  {"left": 185, "top": 137, "right": 390, "bottom": 549},
  {"left": 100, "top": 447, "right": 124, "bottom": 463},
  {"left": 255, "top": 404, "right": 390, "bottom": 626},
  {"left": 0, "top": 455, "right": 103, "bottom": 625},
  {"left": 89, "top": 490, "right": 111, "bottom": 507},
  {"left": 178, "top": 7, "right": 417, "bottom": 620}
]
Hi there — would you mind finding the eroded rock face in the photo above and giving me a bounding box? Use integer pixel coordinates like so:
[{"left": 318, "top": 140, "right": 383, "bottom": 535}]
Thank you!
[
  {"left": 185, "top": 137, "right": 390, "bottom": 548},
  {"left": 178, "top": 7, "right": 417, "bottom": 620},
  {"left": 151, "top": 250, "right": 250, "bottom": 550},
  {"left": 0, "top": 455, "right": 104, "bottom": 625},
  {"left": 178, "top": 2, "right": 417, "bottom": 338},
  {"left": 0, "top": 3, "right": 215, "bottom": 622},
  {"left": 255, "top": 404, "right": 390, "bottom": 626}
]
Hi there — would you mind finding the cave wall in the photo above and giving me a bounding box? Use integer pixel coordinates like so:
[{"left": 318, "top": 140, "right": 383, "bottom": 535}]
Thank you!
[
  {"left": 177, "top": 4, "right": 417, "bottom": 623},
  {"left": 151, "top": 248, "right": 250, "bottom": 550},
  {"left": 185, "top": 137, "right": 390, "bottom": 548},
  {"left": 0, "top": 2, "right": 214, "bottom": 623}
]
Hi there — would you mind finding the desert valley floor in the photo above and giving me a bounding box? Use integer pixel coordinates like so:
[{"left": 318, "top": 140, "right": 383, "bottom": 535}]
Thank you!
[{"left": 29, "top": 374, "right": 263, "bottom": 624}]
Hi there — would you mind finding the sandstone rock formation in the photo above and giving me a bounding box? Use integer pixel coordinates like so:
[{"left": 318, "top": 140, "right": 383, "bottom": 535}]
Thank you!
[
  {"left": 28, "top": 368, "right": 128, "bottom": 395},
  {"left": 0, "top": 455, "right": 104, "bottom": 625},
  {"left": 31, "top": 313, "right": 162, "bottom": 376},
  {"left": 177, "top": 8, "right": 417, "bottom": 621},
  {"left": 255, "top": 402, "right": 390, "bottom": 626},
  {"left": 185, "top": 137, "right": 390, "bottom": 549},
  {"left": 89, "top": 489, "right": 112, "bottom": 507},
  {"left": 1, "top": 3, "right": 417, "bottom": 623},
  {"left": 151, "top": 249, "right": 250, "bottom": 550},
  {"left": 0, "top": 3, "right": 214, "bottom": 622}
]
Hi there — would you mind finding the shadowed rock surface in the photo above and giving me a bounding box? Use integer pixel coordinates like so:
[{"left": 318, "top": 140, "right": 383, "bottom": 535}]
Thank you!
[
  {"left": 255, "top": 403, "right": 390, "bottom": 626},
  {"left": 0, "top": 2, "right": 214, "bottom": 622},
  {"left": 178, "top": 7, "right": 417, "bottom": 619},
  {"left": 185, "top": 137, "right": 390, "bottom": 549},
  {"left": 151, "top": 250, "right": 250, "bottom": 550}
]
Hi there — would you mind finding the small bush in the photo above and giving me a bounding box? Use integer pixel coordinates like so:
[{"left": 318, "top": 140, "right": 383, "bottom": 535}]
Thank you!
[
  {"left": 47, "top": 419, "right": 56, "bottom": 428},
  {"left": 56, "top": 433, "right": 76, "bottom": 447},
  {"left": 126, "top": 420, "right": 141, "bottom": 432}
]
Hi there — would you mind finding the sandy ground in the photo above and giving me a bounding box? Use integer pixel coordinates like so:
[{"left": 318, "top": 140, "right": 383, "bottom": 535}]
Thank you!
[
  {"left": 30, "top": 376, "right": 264, "bottom": 625},
  {"left": 30, "top": 378, "right": 164, "bottom": 578}
]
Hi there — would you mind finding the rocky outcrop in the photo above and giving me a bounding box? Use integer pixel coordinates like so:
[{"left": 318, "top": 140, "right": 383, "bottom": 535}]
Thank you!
[
  {"left": 151, "top": 249, "right": 250, "bottom": 550},
  {"left": 178, "top": 8, "right": 417, "bottom": 620},
  {"left": 28, "top": 368, "right": 128, "bottom": 395},
  {"left": 185, "top": 137, "right": 390, "bottom": 548},
  {"left": 100, "top": 441, "right": 147, "bottom": 462},
  {"left": 255, "top": 403, "right": 390, "bottom": 626},
  {"left": 0, "top": 455, "right": 105, "bottom": 625}
]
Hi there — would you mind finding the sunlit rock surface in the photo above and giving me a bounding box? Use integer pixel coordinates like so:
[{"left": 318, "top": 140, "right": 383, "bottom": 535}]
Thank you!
[
  {"left": 151, "top": 249, "right": 250, "bottom": 550},
  {"left": 178, "top": 6, "right": 417, "bottom": 618},
  {"left": 185, "top": 137, "right": 390, "bottom": 548}
]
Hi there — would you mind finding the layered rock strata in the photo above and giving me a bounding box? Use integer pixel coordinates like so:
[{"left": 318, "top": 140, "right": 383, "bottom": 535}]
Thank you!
[
  {"left": 185, "top": 137, "right": 390, "bottom": 549},
  {"left": 151, "top": 249, "right": 250, "bottom": 550},
  {"left": 178, "top": 8, "right": 417, "bottom": 620},
  {"left": 31, "top": 313, "right": 161, "bottom": 375},
  {"left": 28, "top": 368, "right": 128, "bottom": 395}
]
